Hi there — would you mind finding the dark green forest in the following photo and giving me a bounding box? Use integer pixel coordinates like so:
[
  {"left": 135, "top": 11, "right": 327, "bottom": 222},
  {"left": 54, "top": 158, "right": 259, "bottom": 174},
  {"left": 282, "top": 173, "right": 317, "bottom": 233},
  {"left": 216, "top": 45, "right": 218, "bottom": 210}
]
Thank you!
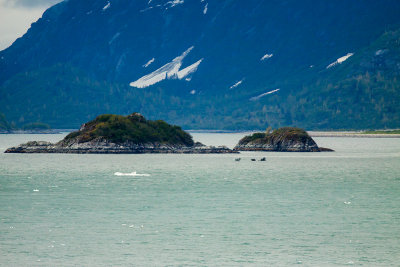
[{"left": 1, "top": 29, "right": 399, "bottom": 130}]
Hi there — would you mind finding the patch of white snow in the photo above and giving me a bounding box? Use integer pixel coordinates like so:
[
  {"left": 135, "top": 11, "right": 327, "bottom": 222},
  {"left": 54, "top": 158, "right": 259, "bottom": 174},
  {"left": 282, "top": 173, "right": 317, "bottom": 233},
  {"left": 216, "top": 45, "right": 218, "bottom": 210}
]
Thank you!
[
  {"left": 130, "top": 46, "right": 202, "bottom": 88},
  {"left": 140, "top": 7, "right": 154, "bottom": 12},
  {"left": 375, "top": 49, "right": 387, "bottom": 56},
  {"left": 103, "top": 2, "right": 111, "bottom": 11},
  {"left": 261, "top": 53, "right": 273, "bottom": 61},
  {"left": 250, "top": 89, "right": 280, "bottom": 101},
  {"left": 109, "top": 32, "right": 120, "bottom": 45},
  {"left": 177, "top": 59, "right": 203, "bottom": 79},
  {"left": 190, "top": 90, "right": 196, "bottom": 95},
  {"left": 326, "top": 53, "right": 353, "bottom": 69},
  {"left": 143, "top": 58, "right": 155, "bottom": 68},
  {"left": 165, "top": 0, "right": 184, "bottom": 8},
  {"left": 230, "top": 79, "right": 243, "bottom": 89},
  {"left": 203, "top": 3, "right": 208, "bottom": 14}
]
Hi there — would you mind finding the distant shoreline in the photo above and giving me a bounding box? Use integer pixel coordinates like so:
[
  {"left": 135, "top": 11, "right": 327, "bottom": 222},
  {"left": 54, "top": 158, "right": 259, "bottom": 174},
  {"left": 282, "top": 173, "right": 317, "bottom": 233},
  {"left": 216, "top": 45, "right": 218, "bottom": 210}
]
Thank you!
[
  {"left": 1, "top": 129, "right": 400, "bottom": 138},
  {"left": 189, "top": 130, "right": 400, "bottom": 138},
  {"left": 308, "top": 131, "right": 400, "bottom": 138},
  {"left": 0, "top": 129, "right": 75, "bottom": 134}
]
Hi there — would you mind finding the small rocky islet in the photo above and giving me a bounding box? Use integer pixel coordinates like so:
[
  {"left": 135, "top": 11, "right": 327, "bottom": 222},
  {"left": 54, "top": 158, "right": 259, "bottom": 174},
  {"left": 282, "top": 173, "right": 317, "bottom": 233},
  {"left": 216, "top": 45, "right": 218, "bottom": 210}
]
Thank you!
[
  {"left": 5, "top": 113, "right": 235, "bottom": 154},
  {"left": 234, "top": 127, "right": 333, "bottom": 152},
  {"left": 4, "top": 113, "right": 332, "bottom": 154}
]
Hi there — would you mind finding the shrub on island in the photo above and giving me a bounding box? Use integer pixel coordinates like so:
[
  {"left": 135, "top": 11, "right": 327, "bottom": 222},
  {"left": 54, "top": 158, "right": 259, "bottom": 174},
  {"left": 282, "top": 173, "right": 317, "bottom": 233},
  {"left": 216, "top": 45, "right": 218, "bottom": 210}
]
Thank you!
[{"left": 234, "top": 127, "right": 333, "bottom": 152}]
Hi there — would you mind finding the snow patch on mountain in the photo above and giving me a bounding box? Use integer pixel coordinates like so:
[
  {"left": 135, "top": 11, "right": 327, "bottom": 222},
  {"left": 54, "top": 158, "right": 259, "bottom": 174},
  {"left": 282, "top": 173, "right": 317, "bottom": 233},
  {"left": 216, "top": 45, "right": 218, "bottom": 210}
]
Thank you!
[
  {"left": 165, "top": 0, "right": 184, "bottom": 8},
  {"left": 109, "top": 32, "right": 120, "bottom": 45},
  {"left": 261, "top": 53, "right": 273, "bottom": 61},
  {"left": 130, "top": 46, "right": 202, "bottom": 88},
  {"left": 140, "top": 6, "right": 154, "bottom": 12},
  {"left": 250, "top": 89, "right": 280, "bottom": 101},
  {"left": 177, "top": 59, "right": 203, "bottom": 79},
  {"left": 203, "top": 3, "right": 208, "bottom": 14},
  {"left": 326, "top": 53, "right": 354, "bottom": 69},
  {"left": 143, "top": 58, "right": 155, "bottom": 68},
  {"left": 230, "top": 79, "right": 243, "bottom": 89},
  {"left": 190, "top": 90, "right": 196, "bottom": 95},
  {"left": 375, "top": 49, "right": 387, "bottom": 56},
  {"left": 103, "top": 2, "right": 111, "bottom": 11}
]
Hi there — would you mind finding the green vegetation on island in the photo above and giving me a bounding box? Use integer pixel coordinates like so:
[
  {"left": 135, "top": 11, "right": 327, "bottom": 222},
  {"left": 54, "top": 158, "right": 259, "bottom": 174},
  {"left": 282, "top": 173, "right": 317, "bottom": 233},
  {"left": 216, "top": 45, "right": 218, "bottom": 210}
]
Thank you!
[
  {"left": 63, "top": 113, "right": 195, "bottom": 146},
  {"left": 5, "top": 113, "right": 239, "bottom": 154},
  {"left": 235, "top": 127, "right": 332, "bottom": 152},
  {"left": 238, "top": 127, "right": 311, "bottom": 145}
]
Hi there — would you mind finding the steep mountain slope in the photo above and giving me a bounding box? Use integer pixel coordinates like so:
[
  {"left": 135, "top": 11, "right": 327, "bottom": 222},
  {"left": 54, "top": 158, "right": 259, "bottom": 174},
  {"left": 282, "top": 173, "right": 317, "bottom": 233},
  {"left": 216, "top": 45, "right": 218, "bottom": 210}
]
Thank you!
[
  {"left": 1, "top": 0, "right": 400, "bottom": 129},
  {"left": 0, "top": 113, "right": 11, "bottom": 131},
  {"left": 286, "top": 29, "right": 400, "bottom": 129}
]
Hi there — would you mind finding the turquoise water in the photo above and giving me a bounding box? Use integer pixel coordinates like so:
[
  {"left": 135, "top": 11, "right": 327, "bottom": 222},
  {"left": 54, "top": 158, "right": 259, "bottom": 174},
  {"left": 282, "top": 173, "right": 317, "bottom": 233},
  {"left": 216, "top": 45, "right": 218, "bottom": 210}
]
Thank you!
[{"left": 0, "top": 133, "right": 399, "bottom": 266}]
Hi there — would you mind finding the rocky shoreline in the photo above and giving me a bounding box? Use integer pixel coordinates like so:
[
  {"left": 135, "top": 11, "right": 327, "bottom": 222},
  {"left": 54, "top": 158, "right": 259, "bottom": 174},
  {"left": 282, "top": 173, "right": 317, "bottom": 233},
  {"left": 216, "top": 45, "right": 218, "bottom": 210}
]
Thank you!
[
  {"left": 234, "top": 127, "right": 334, "bottom": 152},
  {"left": 4, "top": 113, "right": 241, "bottom": 154},
  {"left": 3, "top": 114, "right": 334, "bottom": 154},
  {"left": 4, "top": 141, "right": 237, "bottom": 154}
]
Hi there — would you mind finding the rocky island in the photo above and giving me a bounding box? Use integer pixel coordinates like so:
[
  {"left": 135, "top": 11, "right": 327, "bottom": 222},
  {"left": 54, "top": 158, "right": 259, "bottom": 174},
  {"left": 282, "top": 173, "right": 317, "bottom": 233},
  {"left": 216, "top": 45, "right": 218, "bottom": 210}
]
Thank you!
[
  {"left": 5, "top": 113, "right": 236, "bottom": 154},
  {"left": 234, "top": 127, "right": 333, "bottom": 152}
]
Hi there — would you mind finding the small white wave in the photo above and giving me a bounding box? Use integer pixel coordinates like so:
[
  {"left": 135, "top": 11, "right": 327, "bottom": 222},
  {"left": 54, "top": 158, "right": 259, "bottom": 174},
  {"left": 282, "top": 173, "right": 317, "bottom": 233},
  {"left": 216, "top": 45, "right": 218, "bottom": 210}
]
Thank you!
[
  {"left": 33, "top": 189, "right": 39, "bottom": 192},
  {"left": 114, "top": 172, "right": 150, "bottom": 177}
]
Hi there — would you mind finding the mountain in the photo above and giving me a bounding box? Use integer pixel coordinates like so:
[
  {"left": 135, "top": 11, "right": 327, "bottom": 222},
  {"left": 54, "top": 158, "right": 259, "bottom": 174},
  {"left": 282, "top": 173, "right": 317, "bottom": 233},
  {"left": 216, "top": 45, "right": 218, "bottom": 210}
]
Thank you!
[
  {"left": 1, "top": 0, "right": 400, "bottom": 129},
  {"left": 0, "top": 113, "right": 11, "bottom": 131}
]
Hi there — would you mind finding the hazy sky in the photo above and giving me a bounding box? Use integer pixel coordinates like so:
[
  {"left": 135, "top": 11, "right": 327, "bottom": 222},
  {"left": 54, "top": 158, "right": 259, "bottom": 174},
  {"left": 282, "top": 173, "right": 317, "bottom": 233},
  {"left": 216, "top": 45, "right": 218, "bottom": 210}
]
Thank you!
[{"left": 0, "top": 0, "right": 62, "bottom": 50}]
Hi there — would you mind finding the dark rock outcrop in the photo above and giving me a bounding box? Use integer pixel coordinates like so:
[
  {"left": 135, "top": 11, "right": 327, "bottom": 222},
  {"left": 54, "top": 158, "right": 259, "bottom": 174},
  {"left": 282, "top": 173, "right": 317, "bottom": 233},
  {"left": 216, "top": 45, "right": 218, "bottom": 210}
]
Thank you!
[{"left": 234, "top": 127, "right": 333, "bottom": 152}]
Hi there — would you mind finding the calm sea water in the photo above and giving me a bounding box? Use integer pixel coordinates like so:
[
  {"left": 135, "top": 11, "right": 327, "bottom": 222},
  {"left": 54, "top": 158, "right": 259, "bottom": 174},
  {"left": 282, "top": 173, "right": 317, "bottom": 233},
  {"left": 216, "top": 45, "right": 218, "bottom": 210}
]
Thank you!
[{"left": 0, "top": 133, "right": 399, "bottom": 266}]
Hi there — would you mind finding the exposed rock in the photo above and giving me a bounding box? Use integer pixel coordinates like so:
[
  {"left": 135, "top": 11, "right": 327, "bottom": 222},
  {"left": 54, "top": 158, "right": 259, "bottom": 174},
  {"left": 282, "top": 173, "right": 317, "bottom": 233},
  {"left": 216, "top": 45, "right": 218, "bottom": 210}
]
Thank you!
[
  {"left": 234, "top": 127, "right": 333, "bottom": 152},
  {"left": 127, "top": 112, "right": 146, "bottom": 122},
  {"left": 319, "top": 147, "right": 335, "bottom": 152},
  {"left": 4, "top": 140, "right": 236, "bottom": 154}
]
